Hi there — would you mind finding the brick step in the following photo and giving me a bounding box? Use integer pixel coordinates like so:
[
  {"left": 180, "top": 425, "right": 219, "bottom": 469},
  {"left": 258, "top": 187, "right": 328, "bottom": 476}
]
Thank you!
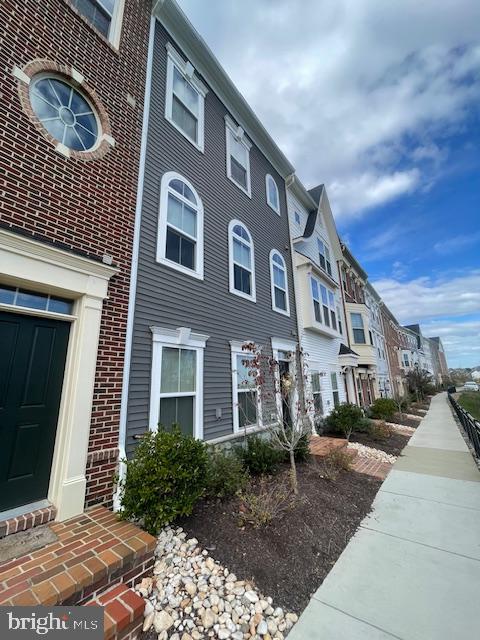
[
  {"left": 87, "top": 583, "right": 145, "bottom": 640},
  {"left": 0, "top": 504, "right": 57, "bottom": 539},
  {"left": 309, "top": 435, "right": 349, "bottom": 460},
  {"left": 0, "top": 506, "right": 155, "bottom": 608}
]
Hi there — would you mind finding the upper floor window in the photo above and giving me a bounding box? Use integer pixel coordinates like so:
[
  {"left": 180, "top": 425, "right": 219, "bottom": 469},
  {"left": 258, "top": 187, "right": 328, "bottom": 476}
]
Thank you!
[
  {"left": 157, "top": 172, "right": 204, "bottom": 279},
  {"left": 266, "top": 174, "right": 280, "bottom": 214},
  {"left": 70, "top": 0, "right": 123, "bottom": 45},
  {"left": 317, "top": 239, "right": 332, "bottom": 276},
  {"left": 403, "top": 353, "right": 410, "bottom": 367},
  {"left": 229, "top": 220, "right": 256, "bottom": 301},
  {"left": 337, "top": 306, "right": 343, "bottom": 334},
  {"left": 225, "top": 117, "right": 251, "bottom": 196},
  {"left": 269, "top": 250, "right": 289, "bottom": 315},
  {"left": 165, "top": 45, "right": 207, "bottom": 151},
  {"left": 351, "top": 312, "right": 366, "bottom": 344},
  {"left": 294, "top": 211, "right": 301, "bottom": 226},
  {"left": 310, "top": 277, "right": 338, "bottom": 331}
]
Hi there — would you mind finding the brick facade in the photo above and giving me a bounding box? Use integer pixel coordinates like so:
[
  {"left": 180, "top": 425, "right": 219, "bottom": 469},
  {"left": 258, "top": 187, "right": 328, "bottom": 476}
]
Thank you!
[
  {"left": 381, "top": 305, "right": 408, "bottom": 397},
  {"left": 0, "top": 0, "right": 151, "bottom": 508}
]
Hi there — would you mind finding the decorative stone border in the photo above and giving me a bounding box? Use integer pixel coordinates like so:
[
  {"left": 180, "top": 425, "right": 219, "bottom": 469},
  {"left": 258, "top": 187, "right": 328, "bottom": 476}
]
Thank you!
[
  {"left": 13, "top": 58, "right": 114, "bottom": 161},
  {"left": 0, "top": 505, "right": 57, "bottom": 539}
]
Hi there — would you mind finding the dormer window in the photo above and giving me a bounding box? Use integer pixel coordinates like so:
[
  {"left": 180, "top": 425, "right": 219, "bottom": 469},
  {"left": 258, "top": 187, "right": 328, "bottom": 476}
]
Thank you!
[{"left": 317, "top": 239, "right": 332, "bottom": 276}]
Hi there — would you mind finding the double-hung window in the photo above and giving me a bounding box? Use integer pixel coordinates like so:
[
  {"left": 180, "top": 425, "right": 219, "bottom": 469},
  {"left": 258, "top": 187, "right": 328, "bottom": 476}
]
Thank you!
[
  {"left": 225, "top": 116, "right": 251, "bottom": 196},
  {"left": 231, "top": 343, "right": 259, "bottom": 432},
  {"left": 157, "top": 172, "right": 204, "bottom": 279},
  {"left": 317, "top": 239, "right": 332, "bottom": 276},
  {"left": 149, "top": 327, "right": 209, "bottom": 439},
  {"left": 266, "top": 174, "right": 280, "bottom": 214},
  {"left": 229, "top": 220, "right": 255, "bottom": 301},
  {"left": 351, "top": 313, "right": 366, "bottom": 344},
  {"left": 70, "top": 0, "right": 124, "bottom": 45},
  {"left": 311, "top": 372, "right": 323, "bottom": 420},
  {"left": 331, "top": 372, "right": 340, "bottom": 407},
  {"left": 165, "top": 45, "right": 207, "bottom": 151},
  {"left": 310, "top": 276, "right": 339, "bottom": 332},
  {"left": 270, "top": 250, "right": 289, "bottom": 315},
  {"left": 403, "top": 353, "right": 410, "bottom": 367}
]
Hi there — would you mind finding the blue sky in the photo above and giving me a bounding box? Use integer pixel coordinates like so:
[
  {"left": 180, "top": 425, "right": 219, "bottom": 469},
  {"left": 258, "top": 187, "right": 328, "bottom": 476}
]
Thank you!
[{"left": 178, "top": 0, "right": 480, "bottom": 367}]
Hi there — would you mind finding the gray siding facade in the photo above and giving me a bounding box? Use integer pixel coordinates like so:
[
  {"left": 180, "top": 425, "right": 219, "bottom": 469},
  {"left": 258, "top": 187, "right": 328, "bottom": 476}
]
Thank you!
[{"left": 125, "top": 22, "right": 298, "bottom": 455}]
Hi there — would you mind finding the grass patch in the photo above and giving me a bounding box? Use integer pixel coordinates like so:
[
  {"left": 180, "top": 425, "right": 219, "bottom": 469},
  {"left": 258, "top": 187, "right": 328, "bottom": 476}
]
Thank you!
[{"left": 458, "top": 392, "right": 480, "bottom": 420}]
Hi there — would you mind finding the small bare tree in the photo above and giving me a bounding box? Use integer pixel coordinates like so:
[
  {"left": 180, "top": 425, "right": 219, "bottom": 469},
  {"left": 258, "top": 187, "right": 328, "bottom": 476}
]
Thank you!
[
  {"left": 235, "top": 342, "right": 313, "bottom": 494},
  {"left": 392, "top": 393, "right": 408, "bottom": 418}
]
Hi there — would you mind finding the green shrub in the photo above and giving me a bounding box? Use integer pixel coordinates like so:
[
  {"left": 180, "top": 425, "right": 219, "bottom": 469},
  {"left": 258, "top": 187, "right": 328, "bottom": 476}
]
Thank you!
[
  {"left": 355, "top": 417, "right": 373, "bottom": 434},
  {"left": 236, "top": 435, "right": 283, "bottom": 475},
  {"left": 325, "top": 403, "right": 363, "bottom": 439},
  {"left": 119, "top": 427, "right": 208, "bottom": 535},
  {"left": 370, "top": 398, "right": 397, "bottom": 420},
  {"left": 205, "top": 446, "right": 248, "bottom": 499}
]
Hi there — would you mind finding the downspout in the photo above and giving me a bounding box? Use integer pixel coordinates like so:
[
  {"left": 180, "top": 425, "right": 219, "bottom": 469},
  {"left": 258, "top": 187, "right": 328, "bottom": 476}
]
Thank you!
[{"left": 113, "top": 14, "right": 156, "bottom": 511}]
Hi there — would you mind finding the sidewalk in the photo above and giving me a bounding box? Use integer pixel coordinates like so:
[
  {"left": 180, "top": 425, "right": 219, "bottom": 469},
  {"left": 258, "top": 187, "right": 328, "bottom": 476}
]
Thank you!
[{"left": 289, "top": 393, "right": 480, "bottom": 640}]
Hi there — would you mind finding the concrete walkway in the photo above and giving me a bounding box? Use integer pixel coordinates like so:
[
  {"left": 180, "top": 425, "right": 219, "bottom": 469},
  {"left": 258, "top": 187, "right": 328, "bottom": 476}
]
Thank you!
[{"left": 289, "top": 393, "right": 480, "bottom": 640}]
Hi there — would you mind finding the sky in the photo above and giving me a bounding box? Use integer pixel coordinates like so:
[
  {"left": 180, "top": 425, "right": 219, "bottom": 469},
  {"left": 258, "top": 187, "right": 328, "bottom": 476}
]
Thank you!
[{"left": 178, "top": 0, "right": 480, "bottom": 368}]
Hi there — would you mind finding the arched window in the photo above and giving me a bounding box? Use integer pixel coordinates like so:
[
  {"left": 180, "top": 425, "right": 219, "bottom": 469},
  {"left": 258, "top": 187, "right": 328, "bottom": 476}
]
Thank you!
[
  {"left": 265, "top": 174, "right": 280, "bottom": 214},
  {"left": 157, "top": 172, "right": 204, "bottom": 279},
  {"left": 269, "top": 250, "right": 289, "bottom": 315},
  {"left": 229, "top": 220, "right": 256, "bottom": 301}
]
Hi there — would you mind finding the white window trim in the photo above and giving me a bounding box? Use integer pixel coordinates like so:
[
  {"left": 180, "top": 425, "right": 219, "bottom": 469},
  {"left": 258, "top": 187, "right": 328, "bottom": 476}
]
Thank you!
[
  {"left": 228, "top": 219, "right": 256, "bottom": 302},
  {"left": 165, "top": 44, "right": 207, "bottom": 152},
  {"left": 269, "top": 249, "right": 290, "bottom": 316},
  {"left": 310, "top": 274, "right": 340, "bottom": 334},
  {"left": 108, "top": 0, "right": 125, "bottom": 48},
  {"left": 156, "top": 171, "right": 204, "bottom": 280},
  {"left": 230, "top": 340, "right": 262, "bottom": 434},
  {"left": 265, "top": 174, "right": 280, "bottom": 215},
  {"left": 271, "top": 337, "right": 298, "bottom": 427},
  {"left": 225, "top": 115, "right": 252, "bottom": 198},
  {"left": 149, "top": 326, "right": 209, "bottom": 440}
]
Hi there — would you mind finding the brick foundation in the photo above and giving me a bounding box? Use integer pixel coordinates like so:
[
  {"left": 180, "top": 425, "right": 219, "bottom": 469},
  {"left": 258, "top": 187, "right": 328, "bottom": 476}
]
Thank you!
[{"left": 0, "top": 505, "right": 57, "bottom": 539}]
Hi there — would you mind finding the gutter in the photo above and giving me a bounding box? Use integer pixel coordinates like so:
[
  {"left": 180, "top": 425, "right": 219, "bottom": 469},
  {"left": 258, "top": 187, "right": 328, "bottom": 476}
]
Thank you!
[{"left": 113, "top": 14, "right": 156, "bottom": 511}]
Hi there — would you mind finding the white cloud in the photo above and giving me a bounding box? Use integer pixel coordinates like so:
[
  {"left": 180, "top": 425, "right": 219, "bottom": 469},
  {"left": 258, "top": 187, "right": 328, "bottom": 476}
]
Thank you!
[
  {"left": 434, "top": 232, "right": 480, "bottom": 255},
  {"left": 372, "top": 270, "right": 480, "bottom": 367},
  {"left": 178, "top": 0, "right": 480, "bottom": 219}
]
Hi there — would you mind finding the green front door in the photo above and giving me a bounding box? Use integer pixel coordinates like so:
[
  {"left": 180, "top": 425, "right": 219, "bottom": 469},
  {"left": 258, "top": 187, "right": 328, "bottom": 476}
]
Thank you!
[{"left": 0, "top": 311, "right": 70, "bottom": 512}]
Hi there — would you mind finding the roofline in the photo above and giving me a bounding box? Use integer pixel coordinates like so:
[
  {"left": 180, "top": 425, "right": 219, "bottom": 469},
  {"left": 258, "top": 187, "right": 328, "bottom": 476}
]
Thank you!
[
  {"left": 340, "top": 243, "right": 368, "bottom": 280},
  {"left": 153, "top": 0, "right": 295, "bottom": 178},
  {"left": 285, "top": 174, "right": 318, "bottom": 210},
  {"left": 365, "top": 281, "right": 382, "bottom": 302}
]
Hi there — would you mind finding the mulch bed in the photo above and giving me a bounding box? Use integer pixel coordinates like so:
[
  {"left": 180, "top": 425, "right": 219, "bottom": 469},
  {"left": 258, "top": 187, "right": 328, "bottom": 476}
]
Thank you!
[
  {"left": 350, "top": 430, "right": 410, "bottom": 457},
  {"left": 392, "top": 413, "right": 422, "bottom": 428},
  {"left": 178, "top": 462, "right": 381, "bottom": 613}
]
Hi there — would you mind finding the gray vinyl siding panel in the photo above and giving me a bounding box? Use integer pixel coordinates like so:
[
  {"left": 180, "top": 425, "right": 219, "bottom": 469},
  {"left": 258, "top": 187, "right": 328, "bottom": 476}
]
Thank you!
[{"left": 125, "top": 22, "right": 298, "bottom": 456}]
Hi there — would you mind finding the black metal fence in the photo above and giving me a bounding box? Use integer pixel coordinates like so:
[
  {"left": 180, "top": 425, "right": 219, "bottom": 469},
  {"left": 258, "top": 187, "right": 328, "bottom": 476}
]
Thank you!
[{"left": 448, "top": 393, "right": 480, "bottom": 458}]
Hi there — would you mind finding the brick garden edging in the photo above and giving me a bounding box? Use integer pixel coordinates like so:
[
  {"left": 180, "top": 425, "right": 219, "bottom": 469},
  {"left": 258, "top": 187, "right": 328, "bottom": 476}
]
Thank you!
[
  {"left": 87, "top": 583, "right": 145, "bottom": 640},
  {"left": 0, "top": 506, "right": 155, "bottom": 609}
]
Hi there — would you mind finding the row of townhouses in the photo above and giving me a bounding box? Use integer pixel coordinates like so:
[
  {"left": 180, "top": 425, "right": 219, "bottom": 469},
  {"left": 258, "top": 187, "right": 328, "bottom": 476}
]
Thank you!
[{"left": 0, "top": 0, "right": 449, "bottom": 524}]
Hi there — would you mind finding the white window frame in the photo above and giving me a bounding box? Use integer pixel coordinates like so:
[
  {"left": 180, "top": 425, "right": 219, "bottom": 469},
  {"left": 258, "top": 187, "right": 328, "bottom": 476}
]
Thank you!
[
  {"left": 310, "top": 275, "right": 339, "bottom": 332},
  {"left": 317, "top": 237, "right": 332, "bottom": 276},
  {"left": 225, "top": 115, "right": 252, "bottom": 197},
  {"left": 230, "top": 341, "right": 261, "bottom": 434},
  {"left": 165, "top": 44, "right": 207, "bottom": 152},
  {"left": 265, "top": 174, "right": 280, "bottom": 214},
  {"left": 351, "top": 312, "right": 366, "bottom": 344},
  {"left": 228, "top": 219, "right": 256, "bottom": 302},
  {"left": 310, "top": 370, "right": 324, "bottom": 421},
  {"left": 156, "top": 171, "right": 204, "bottom": 280},
  {"left": 149, "top": 326, "right": 209, "bottom": 439},
  {"left": 269, "top": 249, "right": 290, "bottom": 316}
]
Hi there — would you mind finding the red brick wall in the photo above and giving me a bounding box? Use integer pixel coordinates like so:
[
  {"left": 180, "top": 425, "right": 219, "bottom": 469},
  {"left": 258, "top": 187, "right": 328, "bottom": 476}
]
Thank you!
[
  {"left": 0, "top": 0, "right": 151, "bottom": 508},
  {"left": 381, "top": 307, "right": 405, "bottom": 397}
]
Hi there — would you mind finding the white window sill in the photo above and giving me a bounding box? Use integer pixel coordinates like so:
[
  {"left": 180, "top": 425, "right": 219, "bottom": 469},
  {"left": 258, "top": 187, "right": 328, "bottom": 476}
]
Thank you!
[
  {"left": 165, "top": 115, "right": 204, "bottom": 153},
  {"left": 267, "top": 201, "right": 281, "bottom": 215},
  {"left": 156, "top": 256, "right": 204, "bottom": 280},
  {"left": 227, "top": 174, "right": 251, "bottom": 198},
  {"left": 229, "top": 288, "right": 256, "bottom": 303},
  {"left": 272, "top": 305, "right": 290, "bottom": 317}
]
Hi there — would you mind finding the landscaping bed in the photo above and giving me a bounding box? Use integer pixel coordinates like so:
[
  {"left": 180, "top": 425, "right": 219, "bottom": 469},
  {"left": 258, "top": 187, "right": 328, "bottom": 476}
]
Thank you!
[
  {"left": 391, "top": 413, "right": 422, "bottom": 428},
  {"left": 350, "top": 430, "right": 410, "bottom": 457},
  {"left": 177, "top": 462, "right": 382, "bottom": 614}
]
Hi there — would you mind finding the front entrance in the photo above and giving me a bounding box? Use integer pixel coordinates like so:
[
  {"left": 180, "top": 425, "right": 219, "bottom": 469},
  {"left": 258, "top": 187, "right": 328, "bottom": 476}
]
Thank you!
[{"left": 0, "top": 311, "right": 70, "bottom": 512}]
